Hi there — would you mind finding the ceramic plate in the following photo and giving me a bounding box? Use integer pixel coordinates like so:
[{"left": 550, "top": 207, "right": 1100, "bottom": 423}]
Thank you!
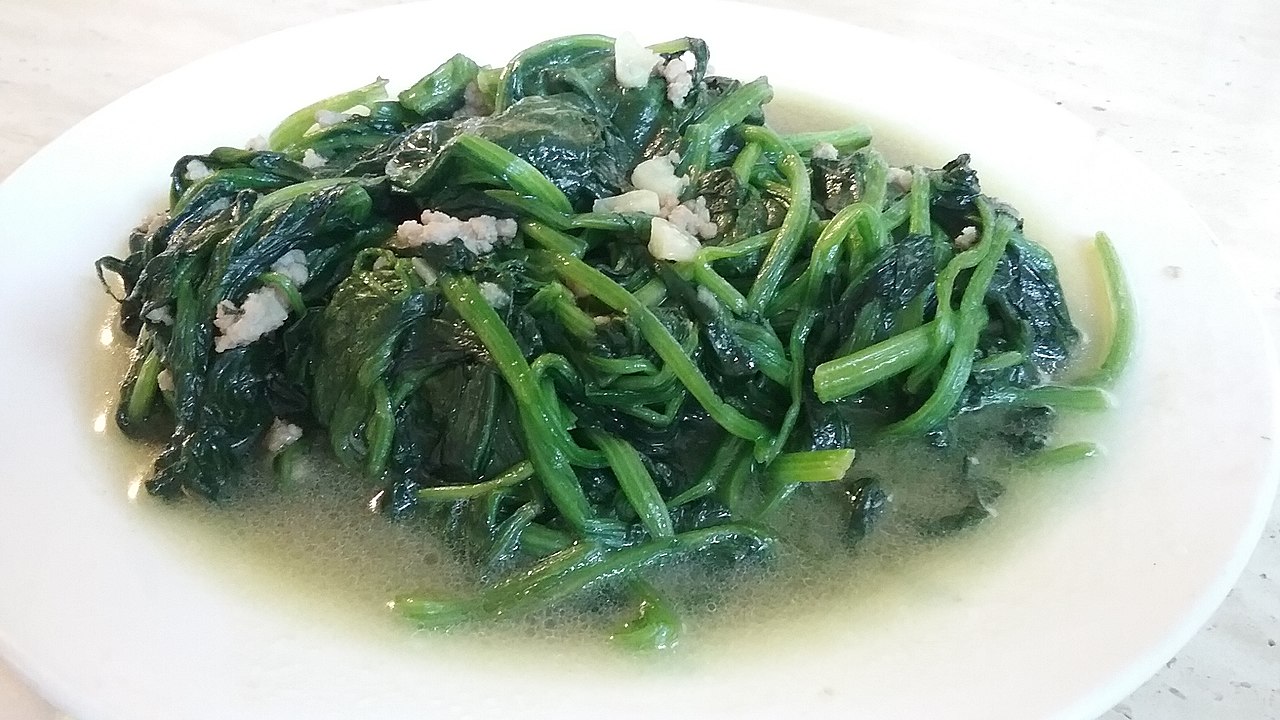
[{"left": 0, "top": 2, "right": 1276, "bottom": 718}]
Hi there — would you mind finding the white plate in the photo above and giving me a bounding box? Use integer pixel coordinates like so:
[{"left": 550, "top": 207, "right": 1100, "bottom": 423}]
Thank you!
[{"left": 0, "top": 2, "right": 1276, "bottom": 718}]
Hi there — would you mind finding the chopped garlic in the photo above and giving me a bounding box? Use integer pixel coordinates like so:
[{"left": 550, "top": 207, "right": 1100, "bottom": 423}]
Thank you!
[
  {"left": 134, "top": 211, "right": 167, "bottom": 237},
  {"left": 954, "top": 226, "right": 979, "bottom": 250},
  {"left": 184, "top": 159, "right": 211, "bottom": 182},
  {"left": 648, "top": 217, "right": 701, "bottom": 262},
  {"left": 270, "top": 250, "right": 309, "bottom": 286},
  {"left": 211, "top": 251, "right": 307, "bottom": 352},
  {"left": 410, "top": 258, "right": 438, "bottom": 286},
  {"left": 213, "top": 289, "right": 290, "bottom": 353},
  {"left": 661, "top": 54, "right": 695, "bottom": 107},
  {"left": 392, "top": 210, "right": 518, "bottom": 255},
  {"left": 665, "top": 196, "right": 718, "bottom": 240},
  {"left": 597, "top": 158, "right": 717, "bottom": 240},
  {"left": 631, "top": 153, "right": 688, "bottom": 209},
  {"left": 479, "top": 281, "right": 511, "bottom": 309},
  {"left": 452, "top": 81, "right": 494, "bottom": 118},
  {"left": 886, "top": 167, "right": 914, "bottom": 192},
  {"left": 156, "top": 369, "right": 174, "bottom": 393},
  {"left": 301, "top": 148, "right": 328, "bottom": 169},
  {"left": 696, "top": 286, "right": 720, "bottom": 311},
  {"left": 811, "top": 142, "right": 839, "bottom": 161},
  {"left": 593, "top": 189, "right": 661, "bottom": 216},
  {"left": 145, "top": 306, "right": 174, "bottom": 326},
  {"left": 314, "top": 109, "right": 349, "bottom": 127},
  {"left": 394, "top": 218, "right": 455, "bottom": 248},
  {"left": 244, "top": 135, "right": 269, "bottom": 152},
  {"left": 264, "top": 418, "right": 303, "bottom": 454},
  {"left": 613, "top": 33, "right": 661, "bottom": 88}
]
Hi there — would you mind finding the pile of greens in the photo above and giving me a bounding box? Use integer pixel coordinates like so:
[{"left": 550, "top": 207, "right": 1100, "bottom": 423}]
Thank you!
[{"left": 97, "top": 34, "right": 1131, "bottom": 648}]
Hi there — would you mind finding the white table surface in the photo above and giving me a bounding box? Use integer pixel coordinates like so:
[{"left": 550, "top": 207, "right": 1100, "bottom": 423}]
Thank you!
[{"left": 1, "top": 0, "right": 1276, "bottom": 717}]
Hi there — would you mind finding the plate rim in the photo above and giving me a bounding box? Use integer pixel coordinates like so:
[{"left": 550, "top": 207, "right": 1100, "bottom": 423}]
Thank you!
[{"left": 1, "top": 2, "right": 1277, "bottom": 718}]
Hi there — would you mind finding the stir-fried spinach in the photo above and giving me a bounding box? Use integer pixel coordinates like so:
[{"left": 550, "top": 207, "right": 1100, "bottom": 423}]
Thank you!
[{"left": 96, "top": 33, "right": 1133, "bottom": 648}]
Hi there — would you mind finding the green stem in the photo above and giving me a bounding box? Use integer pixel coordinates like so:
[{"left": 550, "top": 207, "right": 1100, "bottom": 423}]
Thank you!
[
  {"left": 783, "top": 126, "right": 872, "bottom": 154},
  {"left": 882, "top": 193, "right": 910, "bottom": 230},
  {"left": 256, "top": 271, "right": 306, "bottom": 315},
  {"left": 680, "top": 78, "right": 774, "bottom": 176},
  {"left": 668, "top": 436, "right": 748, "bottom": 508},
  {"left": 1078, "top": 232, "right": 1135, "bottom": 388},
  {"left": 766, "top": 450, "right": 856, "bottom": 484},
  {"left": 439, "top": 273, "right": 595, "bottom": 533},
  {"left": 528, "top": 282, "right": 596, "bottom": 340},
  {"left": 521, "top": 220, "right": 587, "bottom": 257},
  {"left": 813, "top": 321, "right": 937, "bottom": 403},
  {"left": 720, "top": 451, "right": 757, "bottom": 519},
  {"left": 609, "top": 580, "right": 683, "bottom": 652},
  {"left": 125, "top": 350, "right": 162, "bottom": 425},
  {"left": 731, "top": 141, "right": 763, "bottom": 186},
  {"left": 908, "top": 167, "right": 931, "bottom": 235},
  {"left": 416, "top": 461, "right": 535, "bottom": 502},
  {"left": 587, "top": 430, "right": 675, "bottom": 539},
  {"left": 698, "top": 228, "right": 778, "bottom": 262},
  {"left": 541, "top": 251, "right": 771, "bottom": 451},
  {"left": 888, "top": 199, "right": 1014, "bottom": 435},
  {"left": 397, "top": 525, "right": 774, "bottom": 628},
  {"left": 692, "top": 260, "right": 750, "bottom": 316},
  {"left": 268, "top": 78, "right": 389, "bottom": 151},
  {"left": 767, "top": 203, "right": 871, "bottom": 460},
  {"left": 765, "top": 274, "right": 807, "bottom": 319},
  {"left": 255, "top": 178, "right": 366, "bottom": 215},
  {"left": 483, "top": 500, "right": 542, "bottom": 570},
  {"left": 486, "top": 191, "right": 572, "bottom": 231},
  {"left": 519, "top": 523, "right": 575, "bottom": 556},
  {"left": 755, "top": 481, "right": 799, "bottom": 519},
  {"left": 859, "top": 149, "right": 890, "bottom": 212},
  {"left": 991, "top": 384, "right": 1116, "bottom": 411},
  {"left": 632, "top": 278, "right": 668, "bottom": 307},
  {"left": 397, "top": 542, "right": 602, "bottom": 628},
  {"left": 271, "top": 439, "right": 302, "bottom": 487},
  {"left": 454, "top": 135, "right": 573, "bottom": 214},
  {"left": 364, "top": 382, "right": 395, "bottom": 478},
  {"left": 904, "top": 242, "right": 986, "bottom": 392},
  {"left": 741, "top": 125, "right": 813, "bottom": 314},
  {"left": 585, "top": 355, "right": 658, "bottom": 377},
  {"left": 972, "top": 350, "right": 1025, "bottom": 373},
  {"left": 755, "top": 449, "right": 856, "bottom": 519},
  {"left": 1019, "top": 441, "right": 1101, "bottom": 469},
  {"left": 733, "top": 322, "right": 792, "bottom": 386}
]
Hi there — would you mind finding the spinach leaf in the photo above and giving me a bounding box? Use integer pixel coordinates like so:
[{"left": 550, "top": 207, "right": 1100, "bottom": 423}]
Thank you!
[
  {"left": 386, "top": 94, "right": 623, "bottom": 207},
  {"left": 985, "top": 231, "right": 1080, "bottom": 377}
]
